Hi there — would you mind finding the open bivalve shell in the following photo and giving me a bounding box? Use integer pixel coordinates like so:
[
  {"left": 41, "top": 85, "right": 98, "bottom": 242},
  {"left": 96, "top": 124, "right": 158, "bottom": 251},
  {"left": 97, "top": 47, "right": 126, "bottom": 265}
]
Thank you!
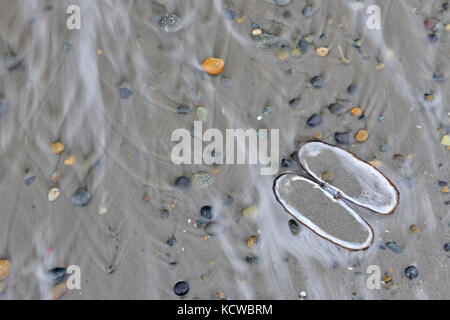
[{"left": 273, "top": 142, "right": 400, "bottom": 251}]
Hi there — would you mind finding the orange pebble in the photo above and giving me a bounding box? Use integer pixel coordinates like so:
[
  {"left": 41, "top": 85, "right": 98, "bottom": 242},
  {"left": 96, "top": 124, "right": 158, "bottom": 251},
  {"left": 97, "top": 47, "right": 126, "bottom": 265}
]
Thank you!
[
  {"left": 64, "top": 156, "right": 76, "bottom": 166},
  {"left": 350, "top": 107, "right": 362, "bottom": 117},
  {"left": 355, "top": 129, "right": 369, "bottom": 143},
  {"left": 201, "top": 57, "right": 225, "bottom": 75},
  {"left": 51, "top": 142, "right": 64, "bottom": 155}
]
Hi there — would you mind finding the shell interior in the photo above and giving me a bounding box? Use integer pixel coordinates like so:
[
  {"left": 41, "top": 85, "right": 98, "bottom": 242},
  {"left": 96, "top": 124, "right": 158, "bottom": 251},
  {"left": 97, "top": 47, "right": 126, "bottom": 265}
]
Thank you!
[
  {"left": 298, "top": 141, "right": 399, "bottom": 214},
  {"left": 274, "top": 174, "right": 374, "bottom": 251}
]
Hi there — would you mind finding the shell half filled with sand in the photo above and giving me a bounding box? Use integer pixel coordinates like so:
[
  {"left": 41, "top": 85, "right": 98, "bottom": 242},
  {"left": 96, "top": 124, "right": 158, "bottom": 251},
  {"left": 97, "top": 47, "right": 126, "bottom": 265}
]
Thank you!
[
  {"left": 298, "top": 141, "right": 400, "bottom": 215},
  {"left": 273, "top": 174, "right": 374, "bottom": 251}
]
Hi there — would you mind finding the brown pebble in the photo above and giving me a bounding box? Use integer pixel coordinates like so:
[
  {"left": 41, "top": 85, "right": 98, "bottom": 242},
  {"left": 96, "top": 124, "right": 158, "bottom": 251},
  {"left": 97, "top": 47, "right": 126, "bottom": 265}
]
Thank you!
[
  {"left": 64, "top": 156, "right": 76, "bottom": 166},
  {"left": 409, "top": 224, "right": 420, "bottom": 235},
  {"left": 213, "top": 290, "right": 227, "bottom": 300},
  {"left": 247, "top": 235, "right": 258, "bottom": 248},
  {"left": 0, "top": 260, "right": 11, "bottom": 280},
  {"left": 143, "top": 194, "right": 150, "bottom": 203},
  {"left": 52, "top": 283, "right": 67, "bottom": 300},
  {"left": 382, "top": 275, "right": 392, "bottom": 283},
  {"left": 393, "top": 154, "right": 406, "bottom": 167},
  {"left": 201, "top": 57, "right": 225, "bottom": 75}
]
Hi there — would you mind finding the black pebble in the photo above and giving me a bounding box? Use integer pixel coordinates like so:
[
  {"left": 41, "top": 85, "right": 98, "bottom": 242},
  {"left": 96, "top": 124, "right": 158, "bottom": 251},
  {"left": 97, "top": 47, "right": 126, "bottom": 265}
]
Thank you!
[
  {"left": 428, "top": 34, "right": 438, "bottom": 43},
  {"left": 177, "top": 105, "right": 191, "bottom": 115},
  {"left": 289, "top": 98, "right": 300, "bottom": 109},
  {"left": 290, "top": 151, "right": 299, "bottom": 162},
  {"left": 307, "top": 114, "right": 323, "bottom": 127},
  {"left": 47, "top": 267, "right": 66, "bottom": 284},
  {"left": 200, "top": 205, "right": 213, "bottom": 219},
  {"left": 283, "top": 11, "right": 292, "bottom": 18},
  {"left": 311, "top": 76, "right": 324, "bottom": 88},
  {"left": 405, "top": 266, "right": 419, "bottom": 279},
  {"left": 72, "top": 188, "right": 92, "bottom": 207},
  {"left": 444, "top": 243, "right": 450, "bottom": 252},
  {"left": 335, "top": 132, "right": 350, "bottom": 145},
  {"left": 328, "top": 103, "right": 347, "bottom": 116},
  {"left": 24, "top": 175, "right": 36, "bottom": 186},
  {"left": 173, "top": 281, "right": 189, "bottom": 296},
  {"left": 288, "top": 219, "right": 300, "bottom": 235},
  {"left": 281, "top": 157, "right": 293, "bottom": 168},
  {"left": 347, "top": 85, "right": 358, "bottom": 95},
  {"left": 161, "top": 209, "right": 170, "bottom": 219},
  {"left": 438, "top": 181, "right": 448, "bottom": 187},
  {"left": 174, "top": 176, "right": 191, "bottom": 189}
]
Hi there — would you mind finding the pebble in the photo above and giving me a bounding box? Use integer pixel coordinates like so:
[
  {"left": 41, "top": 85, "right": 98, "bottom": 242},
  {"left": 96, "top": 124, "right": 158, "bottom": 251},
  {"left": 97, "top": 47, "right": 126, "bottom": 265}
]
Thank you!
[
  {"left": 253, "top": 33, "right": 279, "bottom": 49},
  {"left": 405, "top": 266, "right": 419, "bottom": 279},
  {"left": 425, "top": 93, "right": 435, "bottom": 102},
  {"left": 378, "top": 114, "right": 385, "bottom": 122},
  {"left": 24, "top": 169, "right": 36, "bottom": 186},
  {"left": 222, "top": 9, "right": 236, "bottom": 20},
  {"left": 355, "top": 129, "right": 369, "bottom": 143},
  {"left": 276, "top": 0, "right": 292, "bottom": 6},
  {"left": 173, "top": 281, "right": 189, "bottom": 296},
  {"left": 289, "top": 98, "right": 300, "bottom": 109},
  {"left": 283, "top": 11, "right": 292, "bottom": 18},
  {"left": 174, "top": 176, "right": 191, "bottom": 189},
  {"left": 428, "top": 34, "right": 438, "bottom": 43},
  {"left": 3, "top": 53, "right": 22, "bottom": 71},
  {"left": 161, "top": 209, "right": 170, "bottom": 220},
  {"left": 386, "top": 242, "right": 403, "bottom": 254},
  {"left": 382, "top": 275, "right": 393, "bottom": 284},
  {"left": 316, "top": 47, "right": 328, "bottom": 57},
  {"left": 281, "top": 157, "right": 293, "bottom": 168},
  {"left": 379, "top": 145, "right": 387, "bottom": 153},
  {"left": 200, "top": 205, "right": 213, "bottom": 219},
  {"left": 242, "top": 206, "right": 259, "bottom": 219},
  {"left": 328, "top": 103, "right": 347, "bottom": 116},
  {"left": 440, "top": 135, "right": 450, "bottom": 146},
  {"left": 393, "top": 154, "right": 406, "bottom": 167},
  {"left": 118, "top": 87, "right": 133, "bottom": 99},
  {"left": 350, "top": 107, "right": 362, "bottom": 117},
  {"left": 204, "top": 222, "right": 224, "bottom": 237},
  {"left": 432, "top": 72, "right": 444, "bottom": 82},
  {"left": 51, "top": 141, "right": 65, "bottom": 155},
  {"left": 288, "top": 219, "right": 300, "bottom": 235},
  {"left": 311, "top": 76, "right": 324, "bottom": 88},
  {"left": 247, "top": 235, "right": 258, "bottom": 248},
  {"left": 201, "top": 57, "right": 225, "bottom": 75},
  {"left": 213, "top": 290, "right": 227, "bottom": 300},
  {"left": 72, "top": 188, "right": 92, "bottom": 207},
  {"left": 298, "top": 39, "right": 309, "bottom": 54},
  {"left": 409, "top": 225, "right": 420, "bottom": 235},
  {"left": 48, "top": 188, "right": 60, "bottom": 202},
  {"left": 320, "top": 170, "right": 334, "bottom": 183},
  {"left": 303, "top": 6, "right": 312, "bottom": 17},
  {"left": 424, "top": 18, "right": 438, "bottom": 30},
  {"left": 61, "top": 42, "right": 72, "bottom": 54},
  {"left": 159, "top": 14, "right": 182, "bottom": 33},
  {"left": 347, "top": 85, "right": 359, "bottom": 95},
  {"left": 0, "top": 101, "right": 10, "bottom": 117},
  {"left": 177, "top": 105, "right": 191, "bottom": 115},
  {"left": 64, "top": 156, "right": 76, "bottom": 166},
  {"left": 224, "top": 195, "right": 234, "bottom": 206},
  {"left": 46, "top": 267, "right": 66, "bottom": 284},
  {"left": 307, "top": 114, "right": 323, "bottom": 127},
  {"left": 444, "top": 243, "right": 450, "bottom": 252},
  {"left": 52, "top": 283, "right": 67, "bottom": 300},
  {"left": 0, "top": 260, "right": 11, "bottom": 280},
  {"left": 0, "top": 280, "right": 6, "bottom": 294},
  {"left": 193, "top": 172, "right": 213, "bottom": 189},
  {"left": 335, "top": 132, "right": 350, "bottom": 145}
]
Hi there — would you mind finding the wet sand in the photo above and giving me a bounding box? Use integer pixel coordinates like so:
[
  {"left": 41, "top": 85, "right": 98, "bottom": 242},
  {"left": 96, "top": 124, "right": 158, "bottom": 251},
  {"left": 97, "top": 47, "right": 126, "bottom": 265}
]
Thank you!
[{"left": 0, "top": 0, "right": 449, "bottom": 299}]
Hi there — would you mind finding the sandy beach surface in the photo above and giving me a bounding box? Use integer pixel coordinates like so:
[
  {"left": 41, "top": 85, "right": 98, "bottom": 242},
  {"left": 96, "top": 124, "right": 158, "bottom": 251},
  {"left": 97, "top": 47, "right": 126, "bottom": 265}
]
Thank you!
[{"left": 0, "top": 0, "right": 449, "bottom": 299}]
